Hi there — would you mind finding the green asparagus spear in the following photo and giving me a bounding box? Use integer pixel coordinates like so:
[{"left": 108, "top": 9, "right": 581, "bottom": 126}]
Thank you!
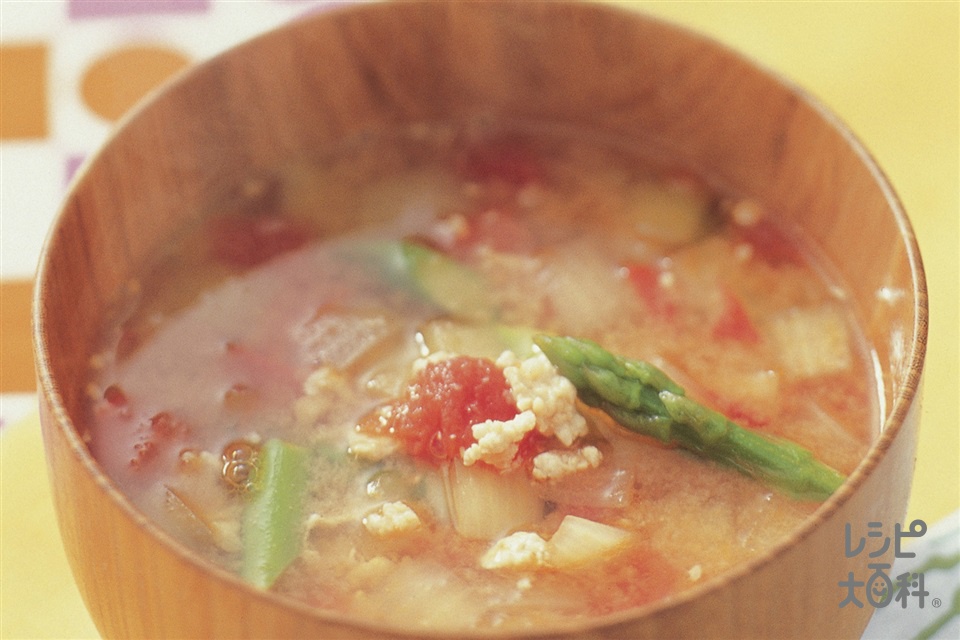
[
  {"left": 242, "top": 438, "right": 309, "bottom": 589},
  {"left": 400, "top": 241, "right": 496, "bottom": 321},
  {"left": 534, "top": 334, "right": 847, "bottom": 501}
]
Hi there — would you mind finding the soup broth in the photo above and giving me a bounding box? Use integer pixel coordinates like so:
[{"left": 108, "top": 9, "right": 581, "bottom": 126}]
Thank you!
[{"left": 85, "top": 122, "right": 877, "bottom": 631}]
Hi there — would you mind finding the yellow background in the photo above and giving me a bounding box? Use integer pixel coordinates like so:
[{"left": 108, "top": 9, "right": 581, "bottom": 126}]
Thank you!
[{"left": 1, "top": 2, "right": 957, "bottom": 638}]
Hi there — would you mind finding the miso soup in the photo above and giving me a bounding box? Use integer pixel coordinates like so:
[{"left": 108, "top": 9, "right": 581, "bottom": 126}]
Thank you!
[{"left": 84, "top": 122, "right": 878, "bottom": 631}]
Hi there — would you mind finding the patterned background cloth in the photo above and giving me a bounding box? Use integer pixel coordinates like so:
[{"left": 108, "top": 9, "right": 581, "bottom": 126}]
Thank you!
[{"left": 1, "top": 2, "right": 957, "bottom": 638}]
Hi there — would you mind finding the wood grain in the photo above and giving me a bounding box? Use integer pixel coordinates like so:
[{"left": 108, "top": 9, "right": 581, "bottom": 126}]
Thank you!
[{"left": 33, "top": 2, "right": 927, "bottom": 638}]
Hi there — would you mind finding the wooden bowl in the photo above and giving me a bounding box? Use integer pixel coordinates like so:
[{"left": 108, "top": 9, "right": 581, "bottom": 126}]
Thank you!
[{"left": 33, "top": 2, "right": 927, "bottom": 638}]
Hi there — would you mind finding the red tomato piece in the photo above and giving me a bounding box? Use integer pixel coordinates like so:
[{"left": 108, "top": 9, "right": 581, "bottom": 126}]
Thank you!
[
  {"left": 513, "top": 429, "right": 550, "bottom": 466},
  {"left": 733, "top": 218, "right": 803, "bottom": 266},
  {"left": 207, "top": 214, "right": 307, "bottom": 268},
  {"left": 456, "top": 137, "right": 543, "bottom": 186},
  {"left": 377, "top": 356, "right": 518, "bottom": 462},
  {"left": 711, "top": 288, "right": 759, "bottom": 344},
  {"left": 130, "top": 440, "right": 157, "bottom": 469},
  {"left": 716, "top": 400, "right": 770, "bottom": 429},
  {"left": 103, "top": 384, "right": 128, "bottom": 408},
  {"left": 95, "top": 383, "right": 132, "bottom": 420},
  {"left": 624, "top": 262, "right": 677, "bottom": 320},
  {"left": 129, "top": 411, "right": 189, "bottom": 469},
  {"left": 147, "top": 411, "right": 184, "bottom": 440}
]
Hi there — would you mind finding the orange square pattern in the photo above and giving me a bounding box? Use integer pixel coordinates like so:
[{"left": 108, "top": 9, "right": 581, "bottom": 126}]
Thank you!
[
  {"left": 0, "top": 279, "right": 36, "bottom": 391},
  {"left": 0, "top": 44, "right": 49, "bottom": 140}
]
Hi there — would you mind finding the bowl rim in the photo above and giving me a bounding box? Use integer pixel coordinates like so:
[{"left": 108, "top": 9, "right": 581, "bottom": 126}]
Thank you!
[{"left": 32, "top": 1, "right": 929, "bottom": 637}]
